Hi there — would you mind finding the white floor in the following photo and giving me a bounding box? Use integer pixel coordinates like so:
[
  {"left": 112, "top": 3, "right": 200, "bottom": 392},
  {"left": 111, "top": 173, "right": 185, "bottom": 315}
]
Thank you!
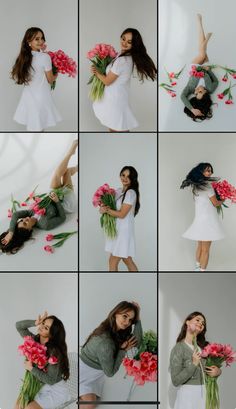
[
  {"left": 0, "top": 133, "right": 78, "bottom": 271},
  {"left": 159, "top": 0, "right": 236, "bottom": 131}
]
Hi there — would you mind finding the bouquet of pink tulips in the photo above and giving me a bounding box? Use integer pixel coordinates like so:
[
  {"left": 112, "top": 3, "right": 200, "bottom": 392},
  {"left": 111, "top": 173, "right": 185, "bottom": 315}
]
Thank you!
[
  {"left": 92, "top": 183, "right": 117, "bottom": 238},
  {"left": 87, "top": 43, "right": 118, "bottom": 101},
  {"left": 212, "top": 179, "right": 236, "bottom": 217}
]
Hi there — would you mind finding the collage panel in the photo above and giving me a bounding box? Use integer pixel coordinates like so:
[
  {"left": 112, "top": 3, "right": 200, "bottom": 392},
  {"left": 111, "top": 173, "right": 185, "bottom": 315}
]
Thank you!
[
  {"left": 80, "top": 0, "right": 157, "bottom": 132},
  {"left": 159, "top": 132, "right": 236, "bottom": 271},
  {"left": 0, "top": 0, "right": 78, "bottom": 132},
  {"left": 159, "top": 0, "right": 236, "bottom": 132},
  {"left": 0, "top": 272, "right": 78, "bottom": 409},
  {"left": 79, "top": 133, "right": 157, "bottom": 272},
  {"left": 79, "top": 273, "right": 157, "bottom": 403},
  {"left": 0, "top": 133, "right": 78, "bottom": 271},
  {"left": 159, "top": 273, "right": 236, "bottom": 409}
]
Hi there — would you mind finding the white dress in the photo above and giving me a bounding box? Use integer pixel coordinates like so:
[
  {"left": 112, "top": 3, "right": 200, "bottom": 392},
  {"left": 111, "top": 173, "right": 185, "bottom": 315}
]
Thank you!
[
  {"left": 14, "top": 51, "right": 62, "bottom": 131},
  {"left": 174, "top": 342, "right": 206, "bottom": 409},
  {"left": 105, "top": 188, "right": 136, "bottom": 258},
  {"left": 93, "top": 55, "right": 138, "bottom": 131},
  {"left": 183, "top": 184, "right": 225, "bottom": 241}
]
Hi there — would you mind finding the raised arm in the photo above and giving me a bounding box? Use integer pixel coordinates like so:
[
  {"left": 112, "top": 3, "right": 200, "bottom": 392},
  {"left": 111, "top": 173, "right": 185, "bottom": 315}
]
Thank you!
[
  {"left": 181, "top": 84, "right": 194, "bottom": 111},
  {"left": 9, "top": 210, "right": 32, "bottom": 233},
  {"left": 204, "top": 70, "right": 219, "bottom": 93}
]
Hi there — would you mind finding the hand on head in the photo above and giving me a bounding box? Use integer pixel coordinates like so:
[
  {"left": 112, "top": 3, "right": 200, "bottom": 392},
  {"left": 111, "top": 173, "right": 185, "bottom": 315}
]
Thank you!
[
  {"left": 1, "top": 231, "right": 13, "bottom": 245},
  {"left": 35, "top": 311, "right": 48, "bottom": 326}
]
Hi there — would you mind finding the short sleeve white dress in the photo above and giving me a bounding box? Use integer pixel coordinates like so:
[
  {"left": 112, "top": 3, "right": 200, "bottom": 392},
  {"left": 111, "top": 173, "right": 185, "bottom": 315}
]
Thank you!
[
  {"left": 93, "top": 55, "right": 138, "bottom": 131},
  {"left": 182, "top": 184, "right": 225, "bottom": 241},
  {"left": 105, "top": 188, "right": 137, "bottom": 258},
  {"left": 14, "top": 51, "right": 62, "bottom": 131}
]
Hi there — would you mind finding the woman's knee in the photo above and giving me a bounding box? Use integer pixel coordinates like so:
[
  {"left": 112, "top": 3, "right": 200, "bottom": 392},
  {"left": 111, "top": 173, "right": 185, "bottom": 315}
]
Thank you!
[{"left": 122, "top": 257, "right": 132, "bottom": 265}]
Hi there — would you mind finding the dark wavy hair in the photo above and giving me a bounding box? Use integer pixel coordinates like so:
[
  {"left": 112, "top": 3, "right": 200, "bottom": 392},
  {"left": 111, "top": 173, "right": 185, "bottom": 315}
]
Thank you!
[
  {"left": 118, "top": 28, "right": 157, "bottom": 81},
  {"left": 119, "top": 166, "right": 140, "bottom": 216},
  {"left": 180, "top": 162, "right": 219, "bottom": 196},
  {"left": 0, "top": 225, "right": 33, "bottom": 254},
  {"left": 11, "top": 27, "right": 45, "bottom": 85},
  {"left": 184, "top": 91, "right": 213, "bottom": 121},
  {"left": 35, "top": 315, "right": 70, "bottom": 380},
  {"left": 82, "top": 301, "right": 139, "bottom": 349},
  {"left": 176, "top": 311, "right": 208, "bottom": 349}
]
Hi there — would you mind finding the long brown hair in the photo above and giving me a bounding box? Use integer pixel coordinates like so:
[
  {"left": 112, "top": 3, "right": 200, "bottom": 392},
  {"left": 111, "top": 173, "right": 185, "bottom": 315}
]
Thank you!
[
  {"left": 11, "top": 27, "right": 45, "bottom": 85},
  {"left": 176, "top": 311, "right": 208, "bottom": 349},
  {"left": 119, "top": 28, "right": 157, "bottom": 82},
  {"left": 35, "top": 315, "right": 70, "bottom": 380},
  {"left": 82, "top": 301, "right": 139, "bottom": 349}
]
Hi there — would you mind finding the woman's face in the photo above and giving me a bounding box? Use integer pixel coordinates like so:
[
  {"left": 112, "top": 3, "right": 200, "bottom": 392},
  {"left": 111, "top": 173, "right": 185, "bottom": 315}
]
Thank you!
[
  {"left": 28, "top": 31, "right": 45, "bottom": 51},
  {"left": 120, "top": 32, "right": 132, "bottom": 52},
  {"left": 38, "top": 318, "right": 53, "bottom": 338},
  {"left": 18, "top": 217, "right": 35, "bottom": 230},
  {"left": 194, "top": 86, "right": 207, "bottom": 100},
  {"left": 115, "top": 309, "right": 135, "bottom": 330},
  {"left": 120, "top": 169, "right": 131, "bottom": 188},
  {"left": 186, "top": 315, "right": 205, "bottom": 334},
  {"left": 203, "top": 166, "right": 213, "bottom": 177}
]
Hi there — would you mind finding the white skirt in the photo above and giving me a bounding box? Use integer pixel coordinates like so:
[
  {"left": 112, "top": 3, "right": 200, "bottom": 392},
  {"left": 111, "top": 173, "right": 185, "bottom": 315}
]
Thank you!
[
  {"left": 174, "top": 385, "right": 206, "bottom": 409},
  {"left": 34, "top": 379, "right": 71, "bottom": 409},
  {"left": 79, "top": 358, "right": 105, "bottom": 398},
  {"left": 61, "top": 187, "right": 77, "bottom": 214}
]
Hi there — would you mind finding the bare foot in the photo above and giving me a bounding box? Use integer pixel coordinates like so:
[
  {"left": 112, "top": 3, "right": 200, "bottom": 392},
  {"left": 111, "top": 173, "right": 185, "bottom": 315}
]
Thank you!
[
  {"left": 68, "top": 140, "right": 78, "bottom": 156},
  {"left": 197, "top": 13, "right": 202, "bottom": 21}
]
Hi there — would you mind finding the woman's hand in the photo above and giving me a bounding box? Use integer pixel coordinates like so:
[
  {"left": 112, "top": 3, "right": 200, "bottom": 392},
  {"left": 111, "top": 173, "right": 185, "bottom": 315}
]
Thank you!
[
  {"left": 120, "top": 335, "right": 138, "bottom": 351},
  {"left": 192, "top": 350, "right": 201, "bottom": 366},
  {"left": 24, "top": 360, "right": 33, "bottom": 372},
  {"left": 35, "top": 311, "right": 48, "bottom": 326},
  {"left": 1, "top": 231, "right": 13, "bottom": 245},
  {"left": 49, "top": 192, "right": 59, "bottom": 203},
  {"left": 191, "top": 108, "right": 204, "bottom": 117},
  {"left": 202, "top": 65, "right": 210, "bottom": 71},
  {"left": 91, "top": 65, "right": 99, "bottom": 76},
  {"left": 131, "top": 301, "right": 141, "bottom": 321},
  {"left": 99, "top": 205, "right": 110, "bottom": 214},
  {"left": 205, "top": 365, "right": 222, "bottom": 377}
]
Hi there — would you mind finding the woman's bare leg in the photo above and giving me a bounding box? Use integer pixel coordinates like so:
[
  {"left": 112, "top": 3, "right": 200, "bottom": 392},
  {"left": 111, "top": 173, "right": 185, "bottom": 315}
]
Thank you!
[
  {"left": 62, "top": 166, "right": 78, "bottom": 190},
  {"left": 50, "top": 140, "right": 78, "bottom": 189},
  {"left": 122, "top": 257, "right": 138, "bottom": 271},
  {"left": 109, "top": 255, "right": 121, "bottom": 271},
  {"left": 192, "top": 14, "right": 212, "bottom": 64},
  {"left": 200, "top": 241, "right": 212, "bottom": 269},
  {"left": 196, "top": 241, "right": 202, "bottom": 264},
  {"left": 79, "top": 393, "right": 98, "bottom": 409}
]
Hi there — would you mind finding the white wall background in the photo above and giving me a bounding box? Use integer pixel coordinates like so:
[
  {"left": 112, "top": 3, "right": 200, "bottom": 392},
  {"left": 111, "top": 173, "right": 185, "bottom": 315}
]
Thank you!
[
  {"left": 79, "top": 0, "right": 157, "bottom": 131},
  {"left": 79, "top": 133, "right": 157, "bottom": 271},
  {"left": 79, "top": 273, "right": 157, "bottom": 401},
  {"left": 0, "top": 273, "right": 78, "bottom": 409},
  {"left": 159, "top": 273, "right": 236, "bottom": 409},
  {"left": 159, "top": 0, "right": 236, "bottom": 131},
  {"left": 159, "top": 133, "right": 236, "bottom": 271},
  {"left": 0, "top": 133, "right": 78, "bottom": 271},
  {"left": 0, "top": 0, "right": 78, "bottom": 131}
]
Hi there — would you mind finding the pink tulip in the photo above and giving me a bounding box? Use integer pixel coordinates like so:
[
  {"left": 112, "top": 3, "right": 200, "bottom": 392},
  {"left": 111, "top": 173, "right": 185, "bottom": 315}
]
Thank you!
[
  {"left": 45, "top": 234, "right": 54, "bottom": 241},
  {"left": 217, "top": 93, "right": 224, "bottom": 99},
  {"left": 225, "top": 99, "right": 233, "bottom": 105},
  {"left": 48, "top": 356, "right": 58, "bottom": 364},
  {"left": 44, "top": 245, "right": 54, "bottom": 253},
  {"left": 21, "top": 202, "right": 27, "bottom": 207},
  {"left": 7, "top": 209, "right": 13, "bottom": 218}
]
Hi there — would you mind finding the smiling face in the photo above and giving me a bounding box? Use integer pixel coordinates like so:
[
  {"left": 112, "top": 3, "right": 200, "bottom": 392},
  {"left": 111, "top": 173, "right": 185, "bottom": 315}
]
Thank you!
[
  {"left": 28, "top": 31, "right": 45, "bottom": 51},
  {"left": 120, "top": 32, "right": 132, "bottom": 52},
  {"left": 203, "top": 166, "right": 213, "bottom": 178},
  {"left": 115, "top": 309, "right": 135, "bottom": 330},
  {"left": 186, "top": 315, "right": 205, "bottom": 335},
  {"left": 38, "top": 318, "right": 53, "bottom": 339},
  {"left": 120, "top": 169, "right": 131, "bottom": 189},
  {"left": 194, "top": 85, "right": 207, "bottom": 100},
  {"left": 17, "top": 217, "right": 36, "bottom": 231}
]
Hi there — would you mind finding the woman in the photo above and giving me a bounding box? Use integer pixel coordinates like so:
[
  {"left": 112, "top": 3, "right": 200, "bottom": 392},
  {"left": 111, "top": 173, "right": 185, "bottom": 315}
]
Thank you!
[
  {"left": 0, "top": 140, "right": 78, "bottom": 254},
  {"left": 181, "top": 14, "right": 218, "bottom": 121},
  {"left": 170, "top": 311, "right": 221, "bottom": 409},
  {"left": 79, "top": 301, "right": 142, "bottom": 408},
  {"left": 100, "top": 166, "right": 140, "bottom": 272},
  {"left": 14, "top": 311, "right": 71, "bottom": 409},
  {"left": 180, "top": 162, "right": 225, "bottom": 271},
  {"left": 91, "top": 28, "right": 157, "bottom": 131}
]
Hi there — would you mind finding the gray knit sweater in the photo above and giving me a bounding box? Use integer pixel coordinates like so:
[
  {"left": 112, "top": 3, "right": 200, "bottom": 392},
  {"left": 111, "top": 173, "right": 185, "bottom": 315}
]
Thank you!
[
  {"left": 80, "top": 320, "right": 143, "bottom": 377},
  {"left": 170, "top": 341, "right": 206, "bottom": 386},
  {"left": 16, "top": 320, "right": 64, "bottom": 385}
]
